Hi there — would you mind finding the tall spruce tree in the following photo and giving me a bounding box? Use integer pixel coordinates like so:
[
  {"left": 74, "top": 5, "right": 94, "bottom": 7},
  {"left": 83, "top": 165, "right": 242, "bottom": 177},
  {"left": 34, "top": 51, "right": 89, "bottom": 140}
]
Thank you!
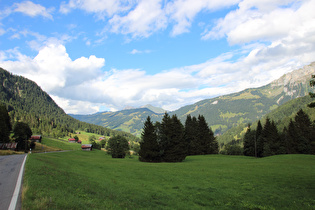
[
  {"left": 197, "top": 115, "right": 218, "bottom": 154},
  {"left": 159, "top": 112, "right": 172, "bottom": 159},
  {"left": 243, "top": 124, "right": 256, "bottom": 156},
  {"left": 161, "top": 114, "right": 186, "bottom": 162},
  {"left": 0, "top": 105, "right": 11, "bottom": 143},
  {"left": 256, "top": 118, "right": 268, "bottom": 157},
  {"left": 294, "top": 109, "right": 312, "bottom": 154},
  {"left": 260, "top": 118, "right": 280, "bottom": 157},
  {"left": 185, "top": 115, "right": 199, "bottom": 155},
  {"left": 285, "top": 119, "right": 299, "bottom": 154},
  {"left": 139, "top": 116, "right": 161, "bottom": 162}
]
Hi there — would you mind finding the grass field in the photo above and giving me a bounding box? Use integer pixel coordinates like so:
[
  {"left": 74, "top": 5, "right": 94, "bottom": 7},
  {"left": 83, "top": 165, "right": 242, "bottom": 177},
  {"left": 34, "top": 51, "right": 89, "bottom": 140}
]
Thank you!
[{"left": 22, "top": 151, "right": 315, "bottom": 209}]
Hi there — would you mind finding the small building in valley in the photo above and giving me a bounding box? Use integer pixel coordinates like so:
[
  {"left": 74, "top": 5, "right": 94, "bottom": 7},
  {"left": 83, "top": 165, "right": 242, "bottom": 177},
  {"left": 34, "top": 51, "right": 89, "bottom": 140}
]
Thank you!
[
  {"left": 81, "top": 144, "right": 92, "bottom": 151},
  {"left": 0, "top": 142, "right": 18, "bottom": 150},
  {"left": 30, "top": 135, "right": 42, "bottom": 143},
  {"left": 68, "top": 138, "right": 76, "bottom": 143}
]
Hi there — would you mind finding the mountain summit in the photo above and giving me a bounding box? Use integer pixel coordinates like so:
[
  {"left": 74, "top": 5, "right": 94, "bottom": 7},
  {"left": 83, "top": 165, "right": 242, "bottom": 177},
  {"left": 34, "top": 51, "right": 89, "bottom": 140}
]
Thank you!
[{"left": 140, "top": 104, "right": 166, "bottom": 114}]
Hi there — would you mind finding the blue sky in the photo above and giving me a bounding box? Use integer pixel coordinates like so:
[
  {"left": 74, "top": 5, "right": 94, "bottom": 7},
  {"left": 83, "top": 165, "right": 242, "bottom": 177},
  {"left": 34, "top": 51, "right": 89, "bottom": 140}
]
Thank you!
[{"left": 1, "top": 0, "right": 315, "bottom": 114}]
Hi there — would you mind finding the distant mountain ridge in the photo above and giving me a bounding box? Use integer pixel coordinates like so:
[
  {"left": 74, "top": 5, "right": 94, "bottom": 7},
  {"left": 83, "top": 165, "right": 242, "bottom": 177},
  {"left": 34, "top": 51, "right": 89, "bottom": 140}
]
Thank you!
[{"left": 72, "top": 62, "right": 315, "bottom": 137}]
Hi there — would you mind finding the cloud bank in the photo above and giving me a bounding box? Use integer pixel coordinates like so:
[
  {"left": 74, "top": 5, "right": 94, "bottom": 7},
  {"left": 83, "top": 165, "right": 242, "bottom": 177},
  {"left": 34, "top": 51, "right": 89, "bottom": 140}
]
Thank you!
[{"left": 1, "top": 0, "right": 315, "bottom": 114}]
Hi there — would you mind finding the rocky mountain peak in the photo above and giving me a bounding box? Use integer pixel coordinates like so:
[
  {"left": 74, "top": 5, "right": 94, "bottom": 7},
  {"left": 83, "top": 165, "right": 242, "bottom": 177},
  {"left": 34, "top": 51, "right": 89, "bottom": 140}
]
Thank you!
[{"left": 271, "top": 62, "right": 315, "bottom": 87}]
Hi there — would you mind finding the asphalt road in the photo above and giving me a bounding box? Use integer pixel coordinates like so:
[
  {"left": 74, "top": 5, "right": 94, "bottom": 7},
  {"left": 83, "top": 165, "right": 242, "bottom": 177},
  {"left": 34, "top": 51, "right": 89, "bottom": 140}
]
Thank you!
[{"left": 0, "top": 154, "right": 27, "bottom": 210}]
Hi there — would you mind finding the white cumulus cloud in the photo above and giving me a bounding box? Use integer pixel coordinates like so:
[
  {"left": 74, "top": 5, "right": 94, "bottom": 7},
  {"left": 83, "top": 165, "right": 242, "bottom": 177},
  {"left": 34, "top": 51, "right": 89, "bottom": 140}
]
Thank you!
[{"left": 13, "top": 1, "right": 54, "bottom": 20}]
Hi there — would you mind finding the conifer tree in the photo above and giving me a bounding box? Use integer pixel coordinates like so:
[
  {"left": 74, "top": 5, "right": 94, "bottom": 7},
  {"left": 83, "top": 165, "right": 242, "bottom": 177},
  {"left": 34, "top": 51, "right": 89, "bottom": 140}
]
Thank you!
[
  {"left": 159, "top": 112, "right": 172, "bottom": 158},
  {"left": 285, "top": 119, "right": 299, "bottom": 153},
  {"left": 270, "top": 120, "right": 281, "bottom": 154},
  {"left": 294, "top": 109, "right": 312, "bottom": 154},
  {"left": 256, "top": 119, "right": 268, "bottom": 157},
  {"left": 185, "top": 115, "right": 199, "bottom": 155},
  {"left": 261, "top": 118, "right": 280, "bottom": 157},
  {"left": 256, "top": 120, "right": 262, "bottom": 141},
  {"left": 243, "top": 124, "right": 256, "bottom": 156},
  {"left": 139, "top": 116, "right": 161, "bottom": 162},
  {"left": 161, "top": 114, "right": 186, "bottom": 162},
  {"left": 197, "top": 115, "right": 217, "bottom": 154},
  {"left": 0, "top": 105, "right": 11, "bottom": 143}
]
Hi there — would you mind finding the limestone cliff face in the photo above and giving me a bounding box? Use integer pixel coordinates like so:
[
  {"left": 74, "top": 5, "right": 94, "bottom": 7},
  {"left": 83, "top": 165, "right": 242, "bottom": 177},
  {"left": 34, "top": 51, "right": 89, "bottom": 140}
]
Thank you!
[
  {"left": 268, "top": 62, "right": 315, "bottom": 104},
  {"left": 271, "top": 62, "right": 315, "bottom": 87}
]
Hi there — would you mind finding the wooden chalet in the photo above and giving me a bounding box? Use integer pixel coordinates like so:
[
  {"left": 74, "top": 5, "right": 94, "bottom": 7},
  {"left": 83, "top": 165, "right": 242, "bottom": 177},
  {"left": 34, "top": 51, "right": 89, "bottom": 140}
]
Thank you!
[
  {"left": 81, "top": 144, "right": 92, "bottom": 151},
  {"left": 99, "top": 137, "right": 105, "bottom": 141},
  {"left": 68, "top": 138, "right": 76, "bottom": 143},
  {"left": 30, "top": 135, "right": 42, "bottom": 143},
  {"left": 0, "top": 142, "right": 18, "bottom": 150}
]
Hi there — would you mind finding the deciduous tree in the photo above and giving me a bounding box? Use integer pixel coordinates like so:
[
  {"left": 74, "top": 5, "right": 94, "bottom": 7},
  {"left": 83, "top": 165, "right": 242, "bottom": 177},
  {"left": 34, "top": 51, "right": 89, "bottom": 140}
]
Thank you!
[
  {"left": 13, "top": 122, "right": 32, "bottom": 151},
  {"left": 106, "top": 135, "right": 129, "bottom": 158}
]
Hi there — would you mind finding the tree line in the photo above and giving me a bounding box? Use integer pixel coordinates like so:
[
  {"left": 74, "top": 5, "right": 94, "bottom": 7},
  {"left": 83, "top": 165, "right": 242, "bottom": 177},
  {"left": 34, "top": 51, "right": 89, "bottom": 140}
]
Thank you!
[
  {"left": 243, "top": 109, "right": 315, "bottom": 157},
  {"left": 139, "top": 113, "right": 218, "bottom": 162}
]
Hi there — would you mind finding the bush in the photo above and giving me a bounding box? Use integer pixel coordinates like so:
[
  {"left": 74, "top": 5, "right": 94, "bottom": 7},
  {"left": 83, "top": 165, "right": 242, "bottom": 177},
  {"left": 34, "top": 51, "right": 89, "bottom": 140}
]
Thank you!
[
  {"left": 225, "top": 145, "right": 243, "bottom": 155},
  {"left": 106, "top": 136, "right": 129, "bottom": 158}
]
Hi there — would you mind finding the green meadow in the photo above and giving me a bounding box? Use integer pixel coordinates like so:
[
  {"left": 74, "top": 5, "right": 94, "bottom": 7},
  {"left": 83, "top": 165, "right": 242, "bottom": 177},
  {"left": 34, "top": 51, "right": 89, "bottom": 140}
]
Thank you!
[
  {"left": 23, "top": 150, "right": 315, "bottom": 209},
  {"left": 40, "top": 136, "right": 82, "bottom": 151}
]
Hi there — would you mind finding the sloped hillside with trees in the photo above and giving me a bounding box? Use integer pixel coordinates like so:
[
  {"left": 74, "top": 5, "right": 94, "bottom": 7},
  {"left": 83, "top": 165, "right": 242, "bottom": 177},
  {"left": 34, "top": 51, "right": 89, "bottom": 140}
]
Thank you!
[{"left": 0, "top": 67, "right": 139, "bottom": 142}]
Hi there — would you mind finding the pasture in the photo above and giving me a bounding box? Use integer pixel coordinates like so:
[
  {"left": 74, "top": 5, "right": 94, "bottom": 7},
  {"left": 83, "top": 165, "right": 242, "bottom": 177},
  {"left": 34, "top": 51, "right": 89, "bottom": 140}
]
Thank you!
[{"left": 22, "top": 151, "right": 315, "bottom": 209}]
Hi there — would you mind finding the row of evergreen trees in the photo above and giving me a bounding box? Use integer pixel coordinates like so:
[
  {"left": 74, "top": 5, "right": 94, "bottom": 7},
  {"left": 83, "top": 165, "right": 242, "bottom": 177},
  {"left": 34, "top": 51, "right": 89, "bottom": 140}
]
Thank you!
[
  {"left": 243, "top": 109, "right": 315, "bottom": 157},
  {"left": 139, "top": 113, "right": 218, "bottom": 162}
]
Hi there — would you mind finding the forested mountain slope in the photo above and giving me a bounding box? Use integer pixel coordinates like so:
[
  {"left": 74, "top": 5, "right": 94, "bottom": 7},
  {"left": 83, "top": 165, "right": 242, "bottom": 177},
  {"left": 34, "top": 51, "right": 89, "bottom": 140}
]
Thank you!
[
  {"left": 72, "top": 62, "right": 315, "bottom": 137},
  {"left": 0, "top": 67, "right": 138, "bottom": 141},
  {"left": 173, "top": 62, "right": 315, "bottom": 134},
  {"left": 217, "top": 95, "right": 315, "bottom": 146},
  {"left": 72, "top": 108, "right": 164, "bottom": 137}
]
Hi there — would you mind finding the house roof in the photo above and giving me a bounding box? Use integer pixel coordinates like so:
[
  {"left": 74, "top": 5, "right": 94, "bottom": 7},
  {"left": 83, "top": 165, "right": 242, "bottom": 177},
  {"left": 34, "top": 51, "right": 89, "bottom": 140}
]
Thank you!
[
  {"left": 81, "top": 144, "right": 92, "bottom": 148},
  {"left": 0, "top": 142, "right": 18, "bottom": 149},
  {"left": 68, "top": 138, "right": 76, "bottom": 141},
  {"left": 30, "top": 135, "right": 41, "bottom": 140}
]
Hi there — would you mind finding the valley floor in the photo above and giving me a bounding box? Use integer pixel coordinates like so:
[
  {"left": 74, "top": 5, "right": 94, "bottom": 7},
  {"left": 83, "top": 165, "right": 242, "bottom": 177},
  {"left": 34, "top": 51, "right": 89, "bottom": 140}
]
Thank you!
[{"left": 22, "top": 151, "right": 315, "bottom": 209}]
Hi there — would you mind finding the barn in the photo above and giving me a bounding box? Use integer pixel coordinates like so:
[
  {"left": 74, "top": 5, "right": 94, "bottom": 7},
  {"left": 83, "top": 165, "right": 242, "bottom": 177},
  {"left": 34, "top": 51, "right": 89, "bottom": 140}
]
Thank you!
[
  {"left": 30, "top": 135, "right": 42, "bottom": 143},
  {"left": 81, "top": 144, "right": 92, "bottom": 151}
]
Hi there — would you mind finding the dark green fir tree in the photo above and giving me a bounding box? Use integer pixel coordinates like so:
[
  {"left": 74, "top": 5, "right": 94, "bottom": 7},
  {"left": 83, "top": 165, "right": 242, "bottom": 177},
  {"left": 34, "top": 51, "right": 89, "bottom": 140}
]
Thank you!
[
  {"left": 294, "top": 109, "right": 312, "bottom": 154},
  {"left": 243, "top": 124, "right": 256, "bottom": 157},
  {"left": 185, "top": 115, "right": 199, "bottom": 155},
  {"left": 197, "top": 115, "right": 217, "bottom": 154},
  {"left": 139, "top": 116, "right": 161, "bottom": 162},
  {"left": 161, "top": 114, "right": 187, "bottom": 162}
]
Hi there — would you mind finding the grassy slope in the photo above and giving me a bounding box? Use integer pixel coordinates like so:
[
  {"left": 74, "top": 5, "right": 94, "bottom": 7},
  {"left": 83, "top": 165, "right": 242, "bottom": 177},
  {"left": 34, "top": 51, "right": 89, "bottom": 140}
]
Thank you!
[
  {"left": 40, "top": 137, "right": 82, "bottom": 151},
  {"left": 23, "top": 152, "right": 315, "bottom": 209}
]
